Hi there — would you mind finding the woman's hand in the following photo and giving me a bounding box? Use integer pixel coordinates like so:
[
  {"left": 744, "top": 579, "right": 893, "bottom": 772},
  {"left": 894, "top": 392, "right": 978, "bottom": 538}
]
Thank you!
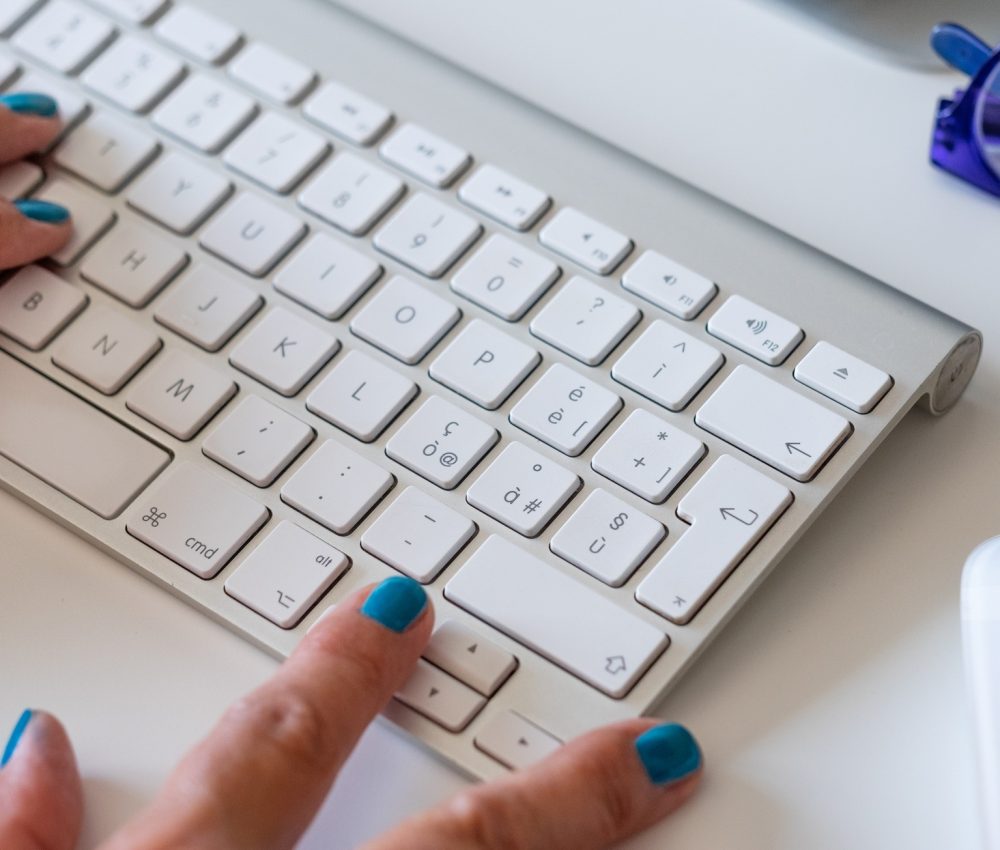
[{"left": 0, "top": 577, "right": 702, "bottom": 850}]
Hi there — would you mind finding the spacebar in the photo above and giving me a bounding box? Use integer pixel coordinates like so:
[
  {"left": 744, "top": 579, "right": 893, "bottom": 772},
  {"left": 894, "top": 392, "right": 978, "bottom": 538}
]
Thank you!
[{"left": 0, "top": 352, "right": 171, "bottom": 519}]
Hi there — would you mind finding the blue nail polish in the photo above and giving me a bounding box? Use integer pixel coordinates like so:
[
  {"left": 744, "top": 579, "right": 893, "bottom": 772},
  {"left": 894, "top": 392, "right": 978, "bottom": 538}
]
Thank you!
[
  {"left": 635, "top": 723, "right": 702, "bottom": 785},
  {"left": 0, "top": 92, "right": 58, "bottom": 117},
  {"left": 14, "top": 199, "right": 70, "bottom": 223},
  {"left": 361, "top": 576, "right": 428, "bottom": 633},
  {"left": 1, "top": 710, "right": 33, "bottom": 768}
]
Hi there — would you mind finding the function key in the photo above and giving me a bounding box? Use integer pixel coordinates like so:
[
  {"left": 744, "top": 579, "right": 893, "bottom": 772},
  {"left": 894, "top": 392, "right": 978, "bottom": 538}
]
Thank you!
[
  {"left": 458, "top": 164, "right": 550, "bottom": 231},
  {"left": 538, "top": 207, "right": 632, "bottom": 275},
  {"left": 621, "top": 250, "right": 717, "bottom": 320},
  {"left": 228, "top": 42, "right": 316, "bottom": 106},
  {"left": 153, "top": 4, "right": 241, "bottom": 65},
  {"left": 706, "top": 294, "right": 804, "bottom": 366},
  {"left": 302, "top": 80, "right": 393, "bottom": 146},
  {"left": 793, "top": 341, "right": 892, "bottom": 413},
  {"left": 380, "top": 122, "right": 471, "bottom": 188}
]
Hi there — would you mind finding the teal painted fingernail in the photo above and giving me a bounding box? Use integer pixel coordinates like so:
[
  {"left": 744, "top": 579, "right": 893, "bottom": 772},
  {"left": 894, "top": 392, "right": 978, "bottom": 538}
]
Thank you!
[
  {"left": 361, "top": 576, "right": 427, "bottom": 632},
  {"left": 14, "top": 199, "right": 70, "bottom": 223},
  {"left": 635, "top": 723, "right": 701, "bottom": 785},
  {"left": 0, "top": 92, "right": 58, "bottom": 117},
  {"left": 1, "top": 710, "right": 33, "bottom": 768}
]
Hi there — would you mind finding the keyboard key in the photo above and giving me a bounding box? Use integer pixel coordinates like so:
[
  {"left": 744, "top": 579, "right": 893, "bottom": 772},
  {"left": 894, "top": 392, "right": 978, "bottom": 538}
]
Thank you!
[
  {"left": 538, "top": 207, "right": 632, "bottom": 275},
  {"left": 550, "top": 489, "right": 665, "bottom": 586},
  {"left": 80, "top": 220, "right": 188, "bottom": 307},
  {"left": 0, "top": 162, "right": 44, "bottom": 199},
  {"left": 305, "top": 349, "right": 417, "bottom": 442},
  {"left": 280, "top": 439, "right": 394, "bottom": 534},
  {"left": 32, "top": 178, "right": 115, "bottom": 266},
  {"left": 81, "top": 34, "right": 185, "bottom": 113},
  {"left": 126, "top": 348, "right": 236, "bottom": 439},
  {"left": 153, "top": 264, "right": 262, "bottom": 351},
  {"left": 611, "top": 320, "right": 724, "bottom": 411},
  {"left": 636, "top": 455, "right": 792, "bottom": 624},
  {"left": 793, "top": 341, "right": 892, "bottom": 413},
  {"left": 87, "top": 0, "right": 167, "bottom": 24},
  {"left": 51, "top": 304, "right": 161, "bottom": 393},
  {"left": 0, "top": 265, "right": 87, "bottom": 350},
  {"left": 373, "top": 192, "right": 482, "bottom": 279},
  {"left": 153, "top": 4, "right": 241, "bottom": 64},
  {"left": 128, "top": 150, "right": 232, "bottom": 234},
  {"left": 152, "top": 73, "right": 256, "bottom": 153},
  {"left": 302, "top": 80, "right": 392, "bottom": 146},
  {"left": 621, "top": 250, "right": 717, "bottom": 320},
  {"left": 0, "top": 53, "right": 17, "bottom": 87},
  {"left": 380, "top": 122, "right": 470, "bottom": 188},
  {"left": 458, "top": 164, "right": 550, "bottom": 231},
  {"left": 529, "top": 276, "right": 639, "bottom": 366},
  {"left": 222, "top": 112, "right": 328, "bottom": 194},
  {"left": 429, "top": 319, "right": 540, "bottom": 410},
  {"left": 227, "top": 42, "right": 315, "bottom": 105},
  {"left": 0, "top": 0, "right": 42, "bottom": 36},
  {"left": 475, "top": 711, "right": 561, "bottom": 770},
  {"left": 706, "top": 294, "right": 804, "bottom": 366},
  {"left": 228, "top": 307, "right": 339, "bottom": 396},
  {"left": 450, "top": 233, "right": 559, "bottom": 321},
  {"left": 349, "top": 275, "right": 460, "bottom": 365},
  {"left": 385, "top": 395, "right": 497, "bottom": 489},
  {"left": 446, "top": 535, "right": 668, "bottom": 698},
  {"left": 199, "top": 192, "right": 306, "bottom": 276},
  {"left": 423, "top": 620, "right": 516, "bottom": 696},
  {"left": 7, "top": 71, "right": 88, "bottom": 146},
  {"left": 361, "top": 486, "right": 476, "bottom": 583},
  {"left": 202, "top": 394, "right": 314, "bottom": 486},
  {"left": 696, "top": 365, "right": 852, "bottom": 481},
  {"left": 509, "top": 363, "right": 622, "bottom": 456},
  {"left": 12, "top": 0, "right": 115, "bottom": 75},
  {"left": 126, "top": 462, "right": 269, "bottom": 579},
  {"left": 394, "top": 659, "right": 485, "bottom": 732},
  {"left": 297, "top": 152, "right": 404, "bottom": 236},
  {"left": 54, "top": 112, "right": 158, "bottom": 193},
  {"left": 224, "top": 520, "right": 349, "bottom": 628},
  {"left": 273, "top": 233, "right": 381, "bottom": 320}
]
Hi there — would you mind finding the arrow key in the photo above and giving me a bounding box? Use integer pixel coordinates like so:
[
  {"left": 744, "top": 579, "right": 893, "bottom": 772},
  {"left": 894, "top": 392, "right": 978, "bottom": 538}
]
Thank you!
[
  {"left": 394, "top": 659, "right": 486, "bottom": 732},
  {"left": 475, "top": 710, "right": 562, "bottom": 770},
  {"left": 423, "top": 619, "right": 518, "bottom": 696}
]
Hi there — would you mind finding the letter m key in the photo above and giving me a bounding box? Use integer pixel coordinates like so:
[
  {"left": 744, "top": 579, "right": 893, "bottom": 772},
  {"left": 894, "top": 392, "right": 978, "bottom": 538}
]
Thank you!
[{"left": 166, "top": 377, "right": 195, "bottom": 402}]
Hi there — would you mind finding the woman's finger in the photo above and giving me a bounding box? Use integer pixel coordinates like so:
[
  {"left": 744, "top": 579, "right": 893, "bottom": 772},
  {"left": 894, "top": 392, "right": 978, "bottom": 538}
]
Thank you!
[
  {"left": 363, "top": 719, "right": 702, "bottom": 850},
  {"left": 0, "top": 709, "right": 84, "bottom": 850},
  {"left": 102, "top": 576, "right": 434, "bottom": 850},
  {"left": 0, "top": 198, "right": 72, "bottom": 270},
  {"left": 0, "top": 93, "right": 63, "bottom": 163}
]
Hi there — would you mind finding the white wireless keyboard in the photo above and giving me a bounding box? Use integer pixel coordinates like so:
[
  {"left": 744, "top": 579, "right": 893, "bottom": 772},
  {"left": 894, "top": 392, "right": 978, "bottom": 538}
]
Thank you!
[{"left": 0, "top": 0, "right": 982, "bottom": 778}]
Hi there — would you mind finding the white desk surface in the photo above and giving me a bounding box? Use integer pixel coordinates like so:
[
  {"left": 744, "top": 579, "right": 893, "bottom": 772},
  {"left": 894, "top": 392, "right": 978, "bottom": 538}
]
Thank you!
[{"left": 2, "top": 2, "right": 998, "bottom": 848}]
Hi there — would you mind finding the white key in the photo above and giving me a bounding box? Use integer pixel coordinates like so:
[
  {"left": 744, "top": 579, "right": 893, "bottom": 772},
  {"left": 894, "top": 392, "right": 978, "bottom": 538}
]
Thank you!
[
  {"left": 793, "top": 341, "right": 892, "bottom": 414},
  {"left": 446, "top": 535, "right": 668, "bottom": 698},
  {"left": 475, "top": 711, "right": 561, "bottom": 770},
  {"left": 380, "top": 123, "right": 470, "bottom": 188},
  {"left": 229, "top": 307, "right": 339, "bottom": 396},
  {"left": 199, "top": 192, "right": 306, "bottom": 276},
  {"left": 273, "top": 233, "right": 381, "bottom": 320},
  {"left": 707, "top": 294, "right": 804, "bottom": 366},
  {"left": 458, "top": 164, "right": 550, "bottom": 231},
  {"left": 306, "top": 351, "right": 417, "bottom": 443},
  {"left": 80, "top": 220, "right": 188, "bottom": 307},
  {"left": 7, "top": 71, "right": 88, "bottom": 142},
  {"left": 423, "top": 620, "right": 516, "bottom": 696},
  {"left": 385, "top": 395, "right": 497, "bottom": 489},
  {"left": 153, "top": 265, "right": 261, "bottom": 351},
  {"left": 225, "top": 521, "right": 349, "bottom": 628},
  {"left": 281, "top": 439, "right": 394, "bottom": 534},
  {"left": 128, "top": 150, "right": 231, "bottom": 234},
  {"left": 12, "top": 0, "right": 114, "bottom": 75},
  {"left": 696, "top": 365, "right": 852, "bottom": 481},
  {"left": 529, "top": 276, "right": 639, "bottom": 366},
  {"left": 429, "top": 319, "right": 539, "bottom": 410},
  {"left": 621, "top": 250, "right": 717, "bottom": 320},
  {"left": 202, "top": 394, "right": 314, "bottom": 486},
  {"left": 126, "top": 348, "right": 236, "bottom": 439},
  {"left": 636, "top": 455, "right": 793, "bottom": 624},
  {"left": 227, "top": 43, "right": 315, "bottom": 106},
  {"left": 54, "top": 112, "right": 158, "bottom": 193},
  {"left": 395, "top": 659, "right": 485, "bottom": 732},
  {"left": 222, "top": 112, "right": 328, "bottom": 194},
  {"left": 306, "top": 349, "right": 416, "bottom": 442},
  {"left": 87, "top": 0, "right": 167, "bottom": 24},
  {"left": 0, "top": 162, "right": 44, "bottom": 199},
  {"left": 509, "top": 363, "right": 622, "bottom": 456},
  {"left": 450, "top": 234, "right": 559, "bottom": 321},
  {"left": 550, "top": 489, "right": 665, "bottom": 586},
  {"left": 52, "top": 304, "right": 161, "bottom": 393},
  {"left": 592, "top": 409, "right": 705, "bottom": 503},
  {"left": 539, "top": 208, "right": 632, "bottom": 275},
  {"left": 373, "top": 193, "right": 482, "bottom": 279},
  {"left": 152, "top": 74, "right": 255, "bottom": 153},
  {"left": 361, "top": 486, "right": 476, "bottom": 583},
  {"left": 349, "top": 275, "right": 460, "bottom": 364},
  {"left": 0, "top": 0, "right": 42, "bottom": 36},
  {"left": 612, "top": 320, "right": 724, "bottom": 411},
  {"left": 81, "top": 34, "right": 184, "bottom": 113},
  {"left": 31, "top": 179, "right": 115, "bottom": 266},
  {"left": 0, "top": 52, "right": 19, "bottom": 87},
  {"left": 302, "top": 80, "right": 392, "bottom": 146},
  {"left": 153, "top": 4, "right": 240, "bottom": 64},
  {"left": 125, "top": 462, "right": 268, "bottom": 579},
  {"left": 0, "top": 265, "right": 87, "bottom": 350},
  {"left": 297, "top": 152, "right": 404, "bottom": 236}
]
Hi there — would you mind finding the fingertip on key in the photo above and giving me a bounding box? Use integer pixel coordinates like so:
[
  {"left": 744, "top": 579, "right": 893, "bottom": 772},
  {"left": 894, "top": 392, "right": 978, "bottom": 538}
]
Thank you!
[{"left": 14, "top": 199, "right": 71, "bottom": 224}]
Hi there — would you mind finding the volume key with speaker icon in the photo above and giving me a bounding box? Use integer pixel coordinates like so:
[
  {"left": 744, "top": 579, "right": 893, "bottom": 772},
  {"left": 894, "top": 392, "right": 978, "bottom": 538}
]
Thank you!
[{"left": 707, "top": 294, "right": 804, "bottom": 365}]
